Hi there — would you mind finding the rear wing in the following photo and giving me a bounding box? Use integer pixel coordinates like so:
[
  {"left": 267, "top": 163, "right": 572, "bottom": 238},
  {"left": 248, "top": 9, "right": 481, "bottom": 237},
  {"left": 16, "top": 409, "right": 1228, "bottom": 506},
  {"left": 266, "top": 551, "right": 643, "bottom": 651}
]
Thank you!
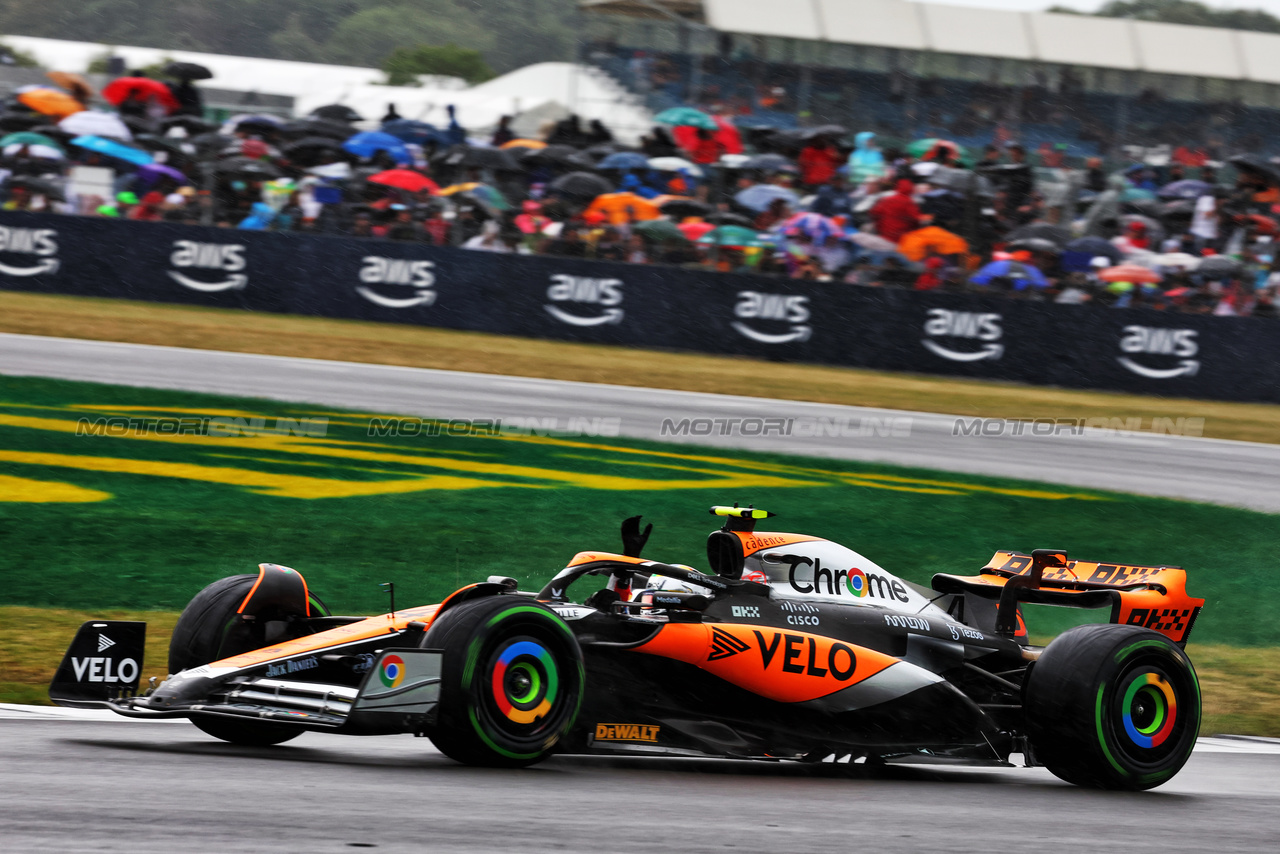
[{"left": 932, "top": 550, "right": 1204, "bottom": 646}]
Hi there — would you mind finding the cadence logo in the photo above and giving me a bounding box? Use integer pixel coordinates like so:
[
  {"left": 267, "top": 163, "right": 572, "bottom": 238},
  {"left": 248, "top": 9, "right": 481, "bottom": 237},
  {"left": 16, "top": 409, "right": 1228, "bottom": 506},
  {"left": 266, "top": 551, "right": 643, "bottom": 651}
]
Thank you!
[
  {"left": 922, "top": 308, "right": 1003, "bottom": 361},
  {"left": 544, "top": 273, "right": 624, "bottom": 326},
  {"left": 0, "top": 225, "right": 59, "bottom": 276},
  {"left": 356, "top": 256, "right": 437, "bottom": 308},
  {"left": 732, "top": 291, "right": 811, "bottom": 343},
  {"left": 168, "top": 240, "right": 247, "bottom": 292},
  {"left": 1117, "top": 325, "right": 1200, "bottom": 379}
]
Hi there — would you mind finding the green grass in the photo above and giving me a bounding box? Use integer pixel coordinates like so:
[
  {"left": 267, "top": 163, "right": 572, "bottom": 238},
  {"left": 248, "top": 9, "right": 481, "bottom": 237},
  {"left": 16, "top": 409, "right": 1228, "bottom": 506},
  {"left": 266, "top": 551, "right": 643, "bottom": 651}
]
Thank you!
[{"left": 0, "top": 375, "right": 1276, "bottom": 648}]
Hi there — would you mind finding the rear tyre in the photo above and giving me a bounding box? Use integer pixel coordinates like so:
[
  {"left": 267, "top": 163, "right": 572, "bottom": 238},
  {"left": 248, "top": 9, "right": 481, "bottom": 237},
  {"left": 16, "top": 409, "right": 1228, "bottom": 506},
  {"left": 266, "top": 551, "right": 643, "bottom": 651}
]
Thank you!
[
  {"left": 1025, "top": 624, "right": 1200, "bottom": 790},
  {"left": 168, "top": 575, "right": 329, "bottom": 747},
  {"left": 424, "top": 597, "right": 584, "bottom": 768}
]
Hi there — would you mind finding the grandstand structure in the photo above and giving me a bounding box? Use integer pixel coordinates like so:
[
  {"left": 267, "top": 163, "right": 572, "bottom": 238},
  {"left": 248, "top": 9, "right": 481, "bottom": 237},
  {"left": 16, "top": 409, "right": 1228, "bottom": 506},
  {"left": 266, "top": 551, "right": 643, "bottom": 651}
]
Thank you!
[{"left": 581, "top": 0, "right": 1280, "bottom": 158}]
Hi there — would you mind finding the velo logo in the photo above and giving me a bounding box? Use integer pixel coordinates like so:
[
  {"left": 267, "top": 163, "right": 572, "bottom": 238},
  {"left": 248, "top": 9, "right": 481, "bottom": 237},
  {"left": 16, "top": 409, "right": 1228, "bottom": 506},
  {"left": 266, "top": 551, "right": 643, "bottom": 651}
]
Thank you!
[{"left": 168, "top": 240, "right": 247, "bottom": 292}]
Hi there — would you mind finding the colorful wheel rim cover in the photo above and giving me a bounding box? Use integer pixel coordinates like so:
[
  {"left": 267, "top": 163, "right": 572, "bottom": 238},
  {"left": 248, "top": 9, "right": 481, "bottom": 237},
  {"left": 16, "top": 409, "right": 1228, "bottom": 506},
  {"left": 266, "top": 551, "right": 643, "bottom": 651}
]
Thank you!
[
  {"left": 491, "top": 640, "right": 557, "bottom": 725},
  {"left": 379, "top": 654, "right": 405, "bottom": 689},
  {"left": 845, "top": 567, "right": 868, "bottom": 597},
  {"left": 1121, "top": 672, "right": 1177, "bottom": 749}
]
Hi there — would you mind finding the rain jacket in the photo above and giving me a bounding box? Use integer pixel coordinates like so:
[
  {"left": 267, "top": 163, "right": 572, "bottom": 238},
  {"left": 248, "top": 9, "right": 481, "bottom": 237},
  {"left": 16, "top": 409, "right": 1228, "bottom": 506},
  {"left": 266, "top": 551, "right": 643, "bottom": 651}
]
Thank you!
[
  {"left": 869, "top": 180, "right": 921, "bottom": 244},
  {"left": 847, "top": 132, "right": 885, "bottom": 184},
  {"left": 238, "top": 202, "right": 276, "bottom": 230}
]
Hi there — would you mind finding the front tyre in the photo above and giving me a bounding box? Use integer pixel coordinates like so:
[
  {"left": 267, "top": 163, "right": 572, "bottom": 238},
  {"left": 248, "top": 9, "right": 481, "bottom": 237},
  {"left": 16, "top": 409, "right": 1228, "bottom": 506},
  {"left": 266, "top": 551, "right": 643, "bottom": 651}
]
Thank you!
[
  {"left": 1025, "top": 624, "right": 1200, "bottom": 790},
  {"left": 424, "top": 597, "right": 584, "bottom": 768}
]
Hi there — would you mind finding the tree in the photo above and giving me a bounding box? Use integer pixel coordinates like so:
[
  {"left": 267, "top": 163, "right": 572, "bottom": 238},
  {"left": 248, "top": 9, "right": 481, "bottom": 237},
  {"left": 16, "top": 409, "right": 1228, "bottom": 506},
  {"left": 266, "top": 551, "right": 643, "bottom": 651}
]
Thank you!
[
  {"left": 382, "top": 43, "right": 494, "bottom": 85},
  {"left": 0, "top": 40, "right": 40, "bottom": 68},
  {"left": 1049, "top": 0, "right": 1280, "bottom": 34}
]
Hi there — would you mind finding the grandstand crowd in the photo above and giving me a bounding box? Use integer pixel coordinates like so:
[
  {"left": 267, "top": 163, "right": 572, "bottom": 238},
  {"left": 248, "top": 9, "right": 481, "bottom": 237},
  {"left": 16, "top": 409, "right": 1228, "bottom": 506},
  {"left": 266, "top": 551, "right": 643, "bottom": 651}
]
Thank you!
[{"left": 2, "top": 63, "right": 1279, "bottom": 318}]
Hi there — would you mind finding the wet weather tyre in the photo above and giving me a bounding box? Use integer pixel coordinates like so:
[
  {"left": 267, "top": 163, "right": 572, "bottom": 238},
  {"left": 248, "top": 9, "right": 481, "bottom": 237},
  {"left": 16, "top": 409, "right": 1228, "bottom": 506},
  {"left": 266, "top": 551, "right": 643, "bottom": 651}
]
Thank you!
[
  {"left": 168, "top": 575, "right": 329, "bottom": 747},
  {"left": 1025, "top": 624, "right": 1200, "bottom": 790},
  {"left": 424, "top": 596, "right": 584, "bottom": 768}
]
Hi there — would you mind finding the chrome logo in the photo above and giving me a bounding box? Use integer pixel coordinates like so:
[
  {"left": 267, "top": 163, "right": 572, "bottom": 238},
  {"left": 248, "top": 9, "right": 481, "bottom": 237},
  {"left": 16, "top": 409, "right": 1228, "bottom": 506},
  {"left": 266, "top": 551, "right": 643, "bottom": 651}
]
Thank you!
[
  {"left": 379, "top": 654, "right": 405, "bottom": 689},
  {"left": 1122, "top": 672, "right": 1177, "bottom": 749},
  {"left": 845, "top": 567, "right": 868, "bottom": 597},
  {"left": 491, "top": 640, "right": 557, "bottom": 725}
]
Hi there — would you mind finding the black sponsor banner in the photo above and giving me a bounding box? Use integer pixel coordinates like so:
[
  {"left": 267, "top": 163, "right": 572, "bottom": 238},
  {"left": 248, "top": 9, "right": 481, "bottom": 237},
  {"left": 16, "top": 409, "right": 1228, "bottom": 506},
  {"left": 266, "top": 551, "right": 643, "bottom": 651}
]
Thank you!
[{"left": 2, "top": 211, "right": 1278, "bottom": 403}]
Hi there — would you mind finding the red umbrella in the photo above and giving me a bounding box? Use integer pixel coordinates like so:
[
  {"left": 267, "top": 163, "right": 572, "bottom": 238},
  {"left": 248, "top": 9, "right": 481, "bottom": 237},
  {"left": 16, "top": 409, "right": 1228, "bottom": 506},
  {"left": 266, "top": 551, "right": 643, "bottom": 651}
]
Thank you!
[
  {"left": 368, "top": 169, "right": 440, "bottom": 193},
  {"left": 101, "top": 77, "right": 180, "bottom": 113},
  {"left": 678, "top": 220, "right": 715, "bottom": 241},
  {"left": 714, "top": 116, "right": 743, "bottom": 155},
  {"left": 1247, "top": 214, "right": 1278, "bottom": 235}
]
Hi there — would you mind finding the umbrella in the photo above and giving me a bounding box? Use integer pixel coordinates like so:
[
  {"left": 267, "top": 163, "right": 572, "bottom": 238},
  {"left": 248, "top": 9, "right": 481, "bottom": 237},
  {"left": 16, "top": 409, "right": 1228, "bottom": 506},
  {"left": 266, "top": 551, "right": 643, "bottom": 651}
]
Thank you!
[
  {"left": 929, "top": 166, "right": 995, "bottom": 197},
  {"left": 549, "top": 171, "right": 612, "bottom": 199},
  {"left": 226, "top": 113, "right": 287, "bottom": 135},
  {"left": 133, "top": 134, "right": 193, "bottom": 159},
  {"left": 584, "top": 191, "right": 661, "bottom": 224},
  {"left": 310, "top": 104, "right": 363, "bottom": 123},
  {"left": 4, "top": 176, "right": 65, "bottom": 201},
  {"left": 382, "top": 119, "right": 443, "bottom": 145},
  {"left": 223, "top": 138, "right": 281, "bottom": 160},
  {"left": 1247, "top": 214, "right": 1279, "bottom": 236},
  {"left": 848, "top": 231, "right": 899, "bottom": 253},
  {"left": 658, "top": 197, "right": 711, "bottom": 218},
  {"left": 343, "top": 131, "right": 411, "bottom": 164},
  {"left": 1098, "top": 264, "right": 1162, "bottom": 284},
  {"left": 1152, "top": 252, "right": 1200, "bottom": 270},
  {"left": 1007, "top": 223, "right": 1071, "bottom": 247},
  {"left": 215, "top": 157, "right": 282, "bottom": 179},
  {"left": 801, "top": 124, "right": 848, "bottom": 140},
  {"left": 1007, "top": 237, "right": 1062, "bottom": 255},
  {"left": 0, "top": 132, "right": 63, "bottom": 152},
  {"left": 160, "top": 114, "right": 216, "bottom": 134},
  {"left": 734, "top": 184, "right": 799, "bottom": 212},
  {"left": 1229, "top": 153, "right": 1280, "bottom": 187},
  {"left": 520, "top": 144, "right": 593, "bottom": 169},
  {"left": 1197, "top": 255, "right": 1242, "bottom": 278},
  {"left": 654, "top": 107, "right": 717, "bottom": 130},
  {"left": 648, "top": 156, "right": 703, "bottom": 177},
  {"left": 697, "top": 225, "right": 762, "bottom": 249},
  {"left": 899, "top": 225, "right": 968, "bottom": 261},
  {"left": 1157, "top": 179, "right": 1213, "bottom": 199},
  {"left": 678, "top": 220, "right": 715, "bottom": 241},
  {"left": 719, "top": 153, "right": 751, "bottom": 169},
  {"left": 908, "top": 138, "right": 966, "bottom": 161},
  {"left": 137, "top": 162, "right": 188, "bottom": 185},
  {"left": 46, "top": 71, "right": 94, "bottom": 102},
  {"left": 970, "top": 259, "right": 1048, "bottom": 288},
  {"left": 369, "top": 169, "right": 440, "bottom": 193},
  {"left": 1120, "top": 187, "right": 1157, "bottom": 202},
  {"left": 69, "top": 135, "right": 152, "bottom": 166},
  {"left": 283, "top": 136, "right": 347, "bottom": 156},
  {"left": 499, "top": 138, "right": 546, "bottom": 150},
  {"left": 439, "top": 182, "right": 510, "bottom": 211},
  {"left": 280, "top": 118, "right": 351, "bottom": 140},
  {"left": 59, "top": 111, "right": 132, "bottom": 140},
  {"left": 741, "top": 153, "right": 794, "bottom": 172},
  {"left": 707, "top": 212, "right": 755, "bottom": 227},
  {"left": 436, "top": 145, "right": 523, "bottom": 171},
  {"left": 1065, "top": 236, "right": 1122, "bottom": 264},
  {"left": 101, "top": 77, "right": 180, "bottom": 113},
  {"left": 598, "top": 151, "right": 649, "bottom": 171},
  {"left": 782, "top": 212, "right": 841, "bottom": 243},
  {"left": 0, "top": 113, "right": 45, "bottom": 132},
  {"left": 163, "top": 61, "right": 213, "bottom": 81},
  {"left": 1160, "top": 199, "right": 1197, "bottom": 219},
  {"left": 16, "top": 88, "right": 84, "bottom": 119},
  {"left": 3, "top": 141, "right": 64, "bottom": 160},
  {"left": 634, "top": 219, "right": 688, "bottom": 243}
]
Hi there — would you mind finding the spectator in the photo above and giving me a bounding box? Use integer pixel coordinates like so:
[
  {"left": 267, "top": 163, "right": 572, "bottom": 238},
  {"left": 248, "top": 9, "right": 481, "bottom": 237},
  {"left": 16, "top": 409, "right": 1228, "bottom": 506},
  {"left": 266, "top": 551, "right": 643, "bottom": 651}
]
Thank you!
[
  {"left": 869, "top": 179, "right": 921, "bottom": 244},
  {"left": 797, "top": 137, "right": 840, "bottom": 189}
]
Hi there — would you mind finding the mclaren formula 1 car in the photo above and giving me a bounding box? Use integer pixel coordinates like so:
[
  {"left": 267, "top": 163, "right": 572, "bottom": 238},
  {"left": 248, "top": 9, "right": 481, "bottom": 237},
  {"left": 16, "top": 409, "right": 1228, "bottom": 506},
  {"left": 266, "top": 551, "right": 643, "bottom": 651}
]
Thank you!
[{"left": 51, "top": 506, "right": 1205, "bottom": 790}]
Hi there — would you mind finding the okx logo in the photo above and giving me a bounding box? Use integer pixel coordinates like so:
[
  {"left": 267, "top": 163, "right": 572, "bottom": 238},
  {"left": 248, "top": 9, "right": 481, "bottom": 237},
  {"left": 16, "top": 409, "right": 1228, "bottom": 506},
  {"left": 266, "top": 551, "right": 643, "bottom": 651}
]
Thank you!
[
  {"left": 356, "top": 256, "right": 437, "bottom": 308},
  {"left": 732, "top": 291, "right": 811, "bottom": 343},
  {"left": 168, "top": 240, "right": 247, "bottom": 292},
  {"left": 922, "top": 308, "right": 1003, "bottom": 361},
  {"left": 0, "top": 225, "right": 59, "bottom": 277},
  {"left": 545, "top": 274, "right": 624, "bottom": 326},
  {"left": 1117, "top": 325, "right": 1199, "bottom": 379}
]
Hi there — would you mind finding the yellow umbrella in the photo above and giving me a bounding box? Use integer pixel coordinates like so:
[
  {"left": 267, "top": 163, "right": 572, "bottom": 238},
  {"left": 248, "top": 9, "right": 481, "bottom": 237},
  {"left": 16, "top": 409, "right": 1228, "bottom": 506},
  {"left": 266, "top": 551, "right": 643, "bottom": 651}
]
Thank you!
[
  {"left": 17, "top": 87, "right": 85, "bottom": 119},
  {"left": 46, "top": 71, "right": 94, "bottom": 103},
  {"left": 500, "top": 139, "right": 546, "bottom": 150}
]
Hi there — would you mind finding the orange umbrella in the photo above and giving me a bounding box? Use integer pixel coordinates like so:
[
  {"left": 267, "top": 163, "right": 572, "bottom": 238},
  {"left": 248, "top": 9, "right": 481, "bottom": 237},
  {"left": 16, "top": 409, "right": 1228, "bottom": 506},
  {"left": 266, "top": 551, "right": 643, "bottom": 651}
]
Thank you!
[
  {"left": 46, "top": 71, "right": 94, "bottom": 103},
  {"left": 16, "top": 87, "right": 85, "bottom": 119},
  {"left": 898, "top": 225, "right": 968, "bottom": 261},
  {"left": 584, "top": 192, "right": 661, "bottom": 225},
  {"left": 1098, "top": 264, "right": 1162, "bottom": 283},
  {"left": 500, "top": 138, "right": 546, "bottom": 150}
]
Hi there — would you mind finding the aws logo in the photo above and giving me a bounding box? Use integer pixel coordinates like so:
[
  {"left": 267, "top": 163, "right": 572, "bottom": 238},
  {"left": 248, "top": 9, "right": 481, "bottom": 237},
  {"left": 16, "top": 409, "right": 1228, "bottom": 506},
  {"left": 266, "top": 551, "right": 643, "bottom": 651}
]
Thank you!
[
  {"left": 786, "top": 556, "right": 909, "bottom": 603},
  {"left": 545, "top": 274, "right": 623, "bottom": 326},
  {"left": 0, "top": 226, "right": 59, "bottom": 276},
  {"left": 1117, "top": 325, "right": 1199, "bottom": 379},
  {"left": 168, "top": 240, "right": 247, "bottom": 292},
  {"left": 356, "top": 256, "right": 437, "bottom": 308},
  {"left": 732, "top": 291, "right": 811, "bottom": 344},
  {"left": 922, "top": 308, "right": 1003, "bottom": 361}
]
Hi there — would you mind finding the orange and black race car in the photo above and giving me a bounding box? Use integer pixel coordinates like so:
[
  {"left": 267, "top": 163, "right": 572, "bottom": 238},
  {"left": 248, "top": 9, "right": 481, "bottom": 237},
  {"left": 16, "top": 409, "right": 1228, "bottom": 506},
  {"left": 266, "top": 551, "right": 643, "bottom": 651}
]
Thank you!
[{"left": 51, "top": 505, "right": 1204, "bottom": 790}]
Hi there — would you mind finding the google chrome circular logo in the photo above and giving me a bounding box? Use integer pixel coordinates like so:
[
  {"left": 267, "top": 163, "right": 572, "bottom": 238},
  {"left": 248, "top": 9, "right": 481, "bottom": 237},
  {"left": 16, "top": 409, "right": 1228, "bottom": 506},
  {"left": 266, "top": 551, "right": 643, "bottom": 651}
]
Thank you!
[
  {"left": 379, "top": 654, "right": 405, "bottom": 689},
  {"left": 846, "top": 568, "right": 868, "bottom": 597}
]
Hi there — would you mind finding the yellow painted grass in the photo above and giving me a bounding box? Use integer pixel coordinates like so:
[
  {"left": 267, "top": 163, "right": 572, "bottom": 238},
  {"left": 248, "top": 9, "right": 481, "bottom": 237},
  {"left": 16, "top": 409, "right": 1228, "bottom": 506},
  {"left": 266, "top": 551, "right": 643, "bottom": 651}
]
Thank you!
[{"left": 2, "top": 291, "right": 1277, "bottom": 444}]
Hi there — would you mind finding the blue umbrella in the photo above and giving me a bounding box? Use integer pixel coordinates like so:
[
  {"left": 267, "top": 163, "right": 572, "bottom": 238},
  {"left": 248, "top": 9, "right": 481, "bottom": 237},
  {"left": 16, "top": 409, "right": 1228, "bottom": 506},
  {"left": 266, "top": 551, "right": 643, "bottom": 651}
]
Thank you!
[
  {"left": 1061, "top": 236, "right": 1122, "bottom": 272},
  {"left": 381, "top": 119, "right": 443, "bottom": 145},
  {"left": 597, "top": 151, "right": 649, "bottom": 171},
  {"left": 342, "top": 131, "right": 411, "bottom": 164},
  {"left": 1157, "top": 179, "right": 1213, "bottom": 199},
  {"left": 70, "top": 135, "right": 153, "bottom": 166},
  {"left": 970, "top": 259, "right": 1048, "bottom": 289},
  {"left": 734, "top": 184, "right": 800, "bottom": 212}
]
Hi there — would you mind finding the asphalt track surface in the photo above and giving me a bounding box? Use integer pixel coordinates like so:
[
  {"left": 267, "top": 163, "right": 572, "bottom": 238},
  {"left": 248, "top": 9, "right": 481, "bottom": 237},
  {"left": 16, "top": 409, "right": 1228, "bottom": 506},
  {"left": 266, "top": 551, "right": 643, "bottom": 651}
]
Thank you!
[
  {"left": 4, "top": 333, "right": 1280, "bottom": 851},
  {"left": 3, "top": 332, "right": 1280, "bottom": 512},
  {"left": 2, "top": 707, "right": 1279, "bottom": 853}
]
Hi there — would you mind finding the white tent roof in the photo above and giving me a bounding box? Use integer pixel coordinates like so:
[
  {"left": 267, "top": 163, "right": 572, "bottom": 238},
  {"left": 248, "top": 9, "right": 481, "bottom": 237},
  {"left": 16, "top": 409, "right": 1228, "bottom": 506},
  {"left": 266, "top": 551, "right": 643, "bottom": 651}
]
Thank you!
[
  {"left": 1026, "top": 12, "right": 1139, "bottom": 72},
  {"left": 1131, "top": 19, "right": 1243, "bottom": 80},
  {"left": 704, "top": 0, "right": 821, "bottom": 40},
  {"left": 819, "top": 0, "right": 926, "bottom": 51},
  {"left": 919, "top": 4, "right": 1032, "bottom": 60},
  {"left": 1237, "top": 30, "right": 1280, "bottom": 84}
]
